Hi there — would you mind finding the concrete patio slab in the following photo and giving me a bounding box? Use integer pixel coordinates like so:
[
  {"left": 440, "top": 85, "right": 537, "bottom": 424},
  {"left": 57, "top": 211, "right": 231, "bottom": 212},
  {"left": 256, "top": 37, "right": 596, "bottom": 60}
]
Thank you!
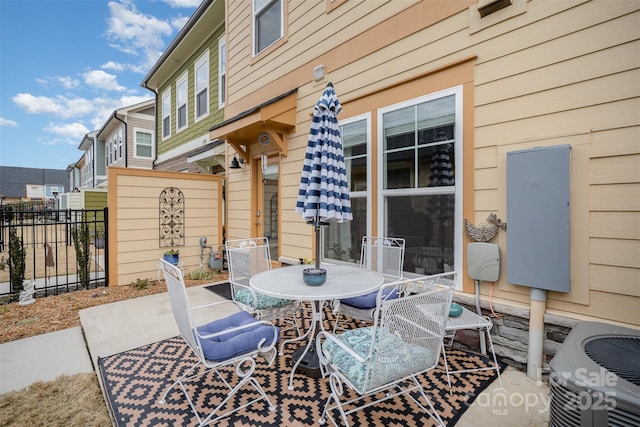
[{"left": 0, "top": 326, "right": 93, "bottom": 394}]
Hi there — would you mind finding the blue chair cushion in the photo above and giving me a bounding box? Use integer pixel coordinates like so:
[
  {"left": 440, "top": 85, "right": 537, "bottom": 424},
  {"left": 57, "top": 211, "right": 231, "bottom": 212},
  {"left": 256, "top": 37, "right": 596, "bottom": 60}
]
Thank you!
[
  {"left": 196, "top": 311, "right": 279, "bottom": 361},
  {"left": 234, "top": 288, "right": 294, "bottom": 310},
  {"left": 340, "top": 288, "right": 399, "bottom": 310},
  {"left": 322, "top": 326, "right": 433, "bottom": 392}
]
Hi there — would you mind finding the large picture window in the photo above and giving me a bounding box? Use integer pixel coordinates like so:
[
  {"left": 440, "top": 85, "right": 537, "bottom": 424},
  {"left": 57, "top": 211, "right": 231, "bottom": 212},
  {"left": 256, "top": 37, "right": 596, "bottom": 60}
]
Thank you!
[
  {"left": 194, "top": 51, "right": 209, "bottom": 121},
  {"left": 322, "top": 115, "right": 369, "bottom": 263},
  {"left": 176, "top": 73, "right": 188, "bottom": 131},
  {"left": 380, "top": 88, "right": 461, "bottom": 275},
  {"left": 253, "top": 0, "right": 282, "bottom": 55}
]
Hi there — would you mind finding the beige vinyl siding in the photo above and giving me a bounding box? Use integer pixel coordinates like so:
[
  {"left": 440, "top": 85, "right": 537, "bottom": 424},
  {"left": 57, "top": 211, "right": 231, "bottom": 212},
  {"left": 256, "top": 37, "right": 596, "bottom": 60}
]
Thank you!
[
  {"left": 109, "top": 167, "right": 222, "bottom": 285},
  {"left": 224, "top": 0, "right": 639, "bottom": 325}
]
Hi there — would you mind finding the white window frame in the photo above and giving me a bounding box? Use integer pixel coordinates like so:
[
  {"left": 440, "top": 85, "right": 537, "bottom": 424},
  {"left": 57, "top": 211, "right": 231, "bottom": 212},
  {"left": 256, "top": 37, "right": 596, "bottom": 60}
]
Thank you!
[
  {"left": 162, "top": 89, "right": 171, "bottom": 140},
  {"left": 377, "top": 86, "right": 464, "bottom": 289},
  {"left": 218, "top": 37, "right": 226, "bottom": 108},
  {"left": 176, "top": 72, "right": 188, "bottom": 132},
  {"left": 194, "top": 50, "right": 209, "bottom": 122},
  {"left": 253, "top": 0, "right": 283, "bottom": 56},
  {"left": 134, "top": 128, "right": 154, "bottom": 159}
]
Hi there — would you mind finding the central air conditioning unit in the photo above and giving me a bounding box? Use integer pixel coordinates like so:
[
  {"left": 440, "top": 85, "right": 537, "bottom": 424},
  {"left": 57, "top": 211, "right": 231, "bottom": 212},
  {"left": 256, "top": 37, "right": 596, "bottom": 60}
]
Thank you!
[{"left": 549, "top": 322, "right": 640, "bottom": 427}]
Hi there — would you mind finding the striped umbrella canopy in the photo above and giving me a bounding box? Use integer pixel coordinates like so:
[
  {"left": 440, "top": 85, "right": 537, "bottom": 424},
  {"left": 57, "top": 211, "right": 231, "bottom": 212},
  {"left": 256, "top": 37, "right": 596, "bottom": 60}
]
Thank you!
[{"left": 296, "top": 83, "right": 352, "bottom": 267}]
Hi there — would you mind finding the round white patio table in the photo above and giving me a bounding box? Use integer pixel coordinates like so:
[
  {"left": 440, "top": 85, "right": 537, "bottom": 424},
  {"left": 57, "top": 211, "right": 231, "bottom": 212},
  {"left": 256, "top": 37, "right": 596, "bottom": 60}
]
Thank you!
[{"left": 250, "top": 263, "right": 384, "bottom": 390}]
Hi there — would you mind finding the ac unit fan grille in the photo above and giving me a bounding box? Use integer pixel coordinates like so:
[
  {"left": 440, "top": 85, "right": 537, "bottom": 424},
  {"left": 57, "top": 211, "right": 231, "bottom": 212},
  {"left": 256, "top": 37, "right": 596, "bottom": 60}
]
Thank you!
[
  {"left": 550, "top": 375, "right": 581, "bottom": 427},
  {"left": 584, "top": 337, "right": 640, "bottom": 387}
]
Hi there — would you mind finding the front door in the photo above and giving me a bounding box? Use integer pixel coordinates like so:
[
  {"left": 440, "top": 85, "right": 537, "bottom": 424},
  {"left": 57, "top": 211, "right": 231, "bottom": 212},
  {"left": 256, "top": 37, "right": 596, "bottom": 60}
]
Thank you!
[{"left": 254, "top": 154, "right": 279, "bottom": 261}]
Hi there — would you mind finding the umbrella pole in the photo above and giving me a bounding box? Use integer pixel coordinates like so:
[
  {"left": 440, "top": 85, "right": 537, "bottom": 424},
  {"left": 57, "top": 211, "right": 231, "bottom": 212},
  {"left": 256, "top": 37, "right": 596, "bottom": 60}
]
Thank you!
[{"left": 315, "top": 215, "right": 321, "bottom": 269}]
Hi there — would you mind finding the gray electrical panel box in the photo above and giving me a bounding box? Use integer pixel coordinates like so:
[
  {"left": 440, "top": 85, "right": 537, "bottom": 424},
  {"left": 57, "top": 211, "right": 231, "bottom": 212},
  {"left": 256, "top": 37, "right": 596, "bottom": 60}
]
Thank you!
[{"left": 506, "top": 145, "right": 571, "bottom": 293}]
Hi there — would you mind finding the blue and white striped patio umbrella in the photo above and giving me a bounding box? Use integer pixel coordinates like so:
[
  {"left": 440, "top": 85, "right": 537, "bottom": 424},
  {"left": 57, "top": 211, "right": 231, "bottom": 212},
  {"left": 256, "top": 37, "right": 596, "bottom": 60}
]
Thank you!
[{"left": 295, "top": 83, "right": 352, "bottom": 224}]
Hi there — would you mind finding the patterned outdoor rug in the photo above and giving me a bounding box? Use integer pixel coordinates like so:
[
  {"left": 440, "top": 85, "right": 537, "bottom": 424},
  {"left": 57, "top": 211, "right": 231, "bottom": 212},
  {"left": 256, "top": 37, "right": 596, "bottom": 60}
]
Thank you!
[{"left": 99, "top": 314, "right": 505, "bottom": 426}]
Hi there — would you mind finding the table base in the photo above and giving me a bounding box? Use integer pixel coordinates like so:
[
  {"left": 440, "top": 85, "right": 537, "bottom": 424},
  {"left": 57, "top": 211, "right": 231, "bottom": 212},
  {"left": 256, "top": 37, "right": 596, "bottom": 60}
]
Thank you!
[{"left": 290, "top": 345, "right": 322, "bottom": 378}]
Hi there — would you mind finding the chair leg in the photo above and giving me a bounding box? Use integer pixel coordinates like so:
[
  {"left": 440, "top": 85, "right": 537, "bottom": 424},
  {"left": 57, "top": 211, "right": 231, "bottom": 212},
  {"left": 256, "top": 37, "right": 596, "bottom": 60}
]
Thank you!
[
  {"left": 485, "top": 327, "right": 503, "bottom": 389},
  {"left": 440, "top": 342, "right": 453, "bottom": 392}
]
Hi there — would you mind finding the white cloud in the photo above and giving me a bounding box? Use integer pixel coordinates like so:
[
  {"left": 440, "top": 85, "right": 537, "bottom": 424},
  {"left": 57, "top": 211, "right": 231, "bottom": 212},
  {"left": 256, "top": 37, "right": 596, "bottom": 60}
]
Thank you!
[
  {"left": 106, "top": 1, "right": 173, "bottom": 55},
  {"left": 171, "top": 15, "right": 190, "bottom": 31},
  {"left": 0, "top": 117, "right": 18, "bottom": 127},
  {"left": 102, "top": 61, "right": 125, "bottom": 71},
  {"left": 13, "top": 93, "right": 62, "bottom": 115},
  {"left": 83, "top": 70, "right": 126, "bottom": 92},
  {"left": 44, "top": 122, "right": 90, "bottom": 141},
  {"left": 57, "top": 76, "right": 81, "bottom": 89},
  {"left": 34, "top": 76, "right": 80, "bottom": 90},
  {"left": 161, "top": 0, "right": 202, "bottom": 8},
  {"left": 14, "top": 93, "right": 94, "bottom": 119},
  {"left": 35, "top": 77, "right": 50, "bottom": 88}
]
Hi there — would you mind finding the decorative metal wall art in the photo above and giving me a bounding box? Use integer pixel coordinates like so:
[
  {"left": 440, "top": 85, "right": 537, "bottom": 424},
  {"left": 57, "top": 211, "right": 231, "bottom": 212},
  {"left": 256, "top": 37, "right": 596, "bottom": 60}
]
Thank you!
[{"left": 159, "top": 187, "right": 184, "bottom": 248}]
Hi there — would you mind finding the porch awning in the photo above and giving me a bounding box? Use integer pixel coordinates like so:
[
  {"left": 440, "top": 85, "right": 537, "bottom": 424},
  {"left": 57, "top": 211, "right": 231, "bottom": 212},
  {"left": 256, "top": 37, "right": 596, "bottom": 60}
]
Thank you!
[{"left": 208, "top": 89, "right": 297, "bottom": 162}]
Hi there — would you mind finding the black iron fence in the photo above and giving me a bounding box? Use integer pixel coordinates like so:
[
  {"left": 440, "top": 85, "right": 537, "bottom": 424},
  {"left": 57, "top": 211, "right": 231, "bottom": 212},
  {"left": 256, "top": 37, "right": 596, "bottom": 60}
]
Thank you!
[{"left": 0, "top": 207, "right": 108, "bottom": 300}]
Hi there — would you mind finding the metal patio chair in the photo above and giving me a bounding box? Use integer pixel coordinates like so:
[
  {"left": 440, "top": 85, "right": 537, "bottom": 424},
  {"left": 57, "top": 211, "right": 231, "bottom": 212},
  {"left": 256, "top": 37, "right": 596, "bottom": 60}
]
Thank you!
[
  {"left": 158, "top": 259, "right": 279, "bottom": 426},
  {"left": 225, "top": 237, "right": 302, "bottom": 352},
  {"left": 332, "top": 236, "right": 405, "bottom": 331},
  {"left": 316, "top": 277, "right": 453, "bottom": 426}
]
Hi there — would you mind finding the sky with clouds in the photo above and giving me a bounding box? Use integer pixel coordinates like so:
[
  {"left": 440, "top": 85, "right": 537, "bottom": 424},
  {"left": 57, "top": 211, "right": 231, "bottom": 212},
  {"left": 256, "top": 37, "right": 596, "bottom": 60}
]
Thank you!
[{"left": 0, "top": 0, "right": 202, "bottom": 170}]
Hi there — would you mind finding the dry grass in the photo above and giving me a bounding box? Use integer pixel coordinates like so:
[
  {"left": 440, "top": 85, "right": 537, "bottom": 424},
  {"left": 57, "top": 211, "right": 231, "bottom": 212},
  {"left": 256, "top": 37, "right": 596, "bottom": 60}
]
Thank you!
[
  {"left": 0, "top": 271, "right": 229, "bottom": 426},
  {"left": 0, "top": 374, "right": 111, "bottom": 427}
]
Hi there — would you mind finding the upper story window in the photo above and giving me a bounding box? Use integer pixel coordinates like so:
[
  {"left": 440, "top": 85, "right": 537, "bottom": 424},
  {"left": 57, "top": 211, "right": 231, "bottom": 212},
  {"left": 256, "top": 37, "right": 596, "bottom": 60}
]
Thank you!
[
  {"left": 176, "top": 73, "right": 188, "bottom": 131},
  {"left": 195, "top": 51, "right": 209, "bottom": 121},
  {"left": 135, "top": 129, "right": 153, "bottom": 158},
  {"left": 253, "top": 0, "right": 283, "bottom": 55},
  {"left": 162, "top": 90, "right": 171, "bottom": 139},
  {"left": 218, "top": 37, "right": 226, "bottom": 108}
]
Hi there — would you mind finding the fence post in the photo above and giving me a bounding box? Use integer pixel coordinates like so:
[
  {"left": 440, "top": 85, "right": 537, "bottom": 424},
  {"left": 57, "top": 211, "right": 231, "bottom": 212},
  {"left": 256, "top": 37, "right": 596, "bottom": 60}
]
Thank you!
[{"left": 104, "top": 207, "right": 109, "bottom": 286}]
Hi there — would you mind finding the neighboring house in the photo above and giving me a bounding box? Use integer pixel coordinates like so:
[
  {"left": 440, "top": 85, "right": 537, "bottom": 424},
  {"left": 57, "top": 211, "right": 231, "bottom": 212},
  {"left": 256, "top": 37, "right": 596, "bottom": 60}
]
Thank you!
[
  {"left": 209, "top": 0, "right": 639, "bottom": 367},
  {"left": 77, "top": 130, "right": 105, "bottom": 189},
  {"left": 66, "top": 162, "right": 81, "bottom": 192},
  {"left": 141, "top": 0, "right": 226, "bottom": 175},
  {"left": 98, "top": 99, "right": 155, "bottom": 176},
  {"left": 69, "top": 99, "right": 154, "bottom": 192},
  {"left": 0, "top": 166, "right": 67, "bottom": 203}
]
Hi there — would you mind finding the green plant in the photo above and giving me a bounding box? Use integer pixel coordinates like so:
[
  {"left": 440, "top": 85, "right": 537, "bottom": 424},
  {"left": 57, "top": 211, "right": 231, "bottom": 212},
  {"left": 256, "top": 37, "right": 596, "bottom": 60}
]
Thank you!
[
  {"left": 0, "top": 255, "right": 7, "bottom": 271},
  {"left": 72, "top": 223, "right": 91, "bottom": 289},
  {"left": 163, "top": 249, "right": 179, "bottom": 256},
  {"left": 186, "top": 270, "right": 216, "bottom": 281},
  {"left": 130, "top": 278, "right": 151, "bottom": 290},
  {"left": 8, "top": 227, "right": 26, "bottom": 293}
]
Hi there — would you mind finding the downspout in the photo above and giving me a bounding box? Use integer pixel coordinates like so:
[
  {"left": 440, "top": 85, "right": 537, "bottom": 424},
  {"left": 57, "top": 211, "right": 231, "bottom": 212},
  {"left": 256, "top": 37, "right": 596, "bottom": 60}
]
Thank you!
[
  {"left": 92, "top": 136, "right": 96, "bottom": 188},
  {"left": 113, "top": 112, "right": 127, "bottom": 167},
  {"left": 527, "top": 288, "right": 547, "bottom": 381},
  {"left": 141, "top": 82, "right": 159, "bottom": 169}
]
